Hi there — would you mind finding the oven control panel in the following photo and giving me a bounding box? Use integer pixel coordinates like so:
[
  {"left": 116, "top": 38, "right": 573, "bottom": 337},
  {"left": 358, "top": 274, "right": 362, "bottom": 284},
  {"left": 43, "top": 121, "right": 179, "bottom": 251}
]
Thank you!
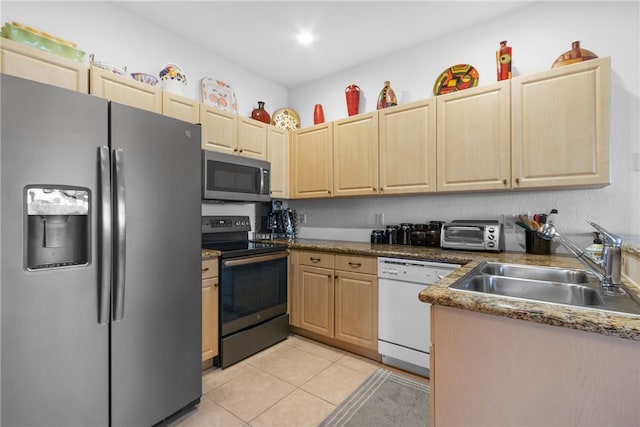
[{"left": 202, "top": 215, "right": 251, "bottom": 233}]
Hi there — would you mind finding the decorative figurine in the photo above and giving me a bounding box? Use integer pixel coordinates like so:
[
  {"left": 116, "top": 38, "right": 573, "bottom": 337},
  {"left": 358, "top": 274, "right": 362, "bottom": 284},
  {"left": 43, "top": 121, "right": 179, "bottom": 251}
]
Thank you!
[{"left": 496, "top": 40, "right": 512, "bottom": 81}]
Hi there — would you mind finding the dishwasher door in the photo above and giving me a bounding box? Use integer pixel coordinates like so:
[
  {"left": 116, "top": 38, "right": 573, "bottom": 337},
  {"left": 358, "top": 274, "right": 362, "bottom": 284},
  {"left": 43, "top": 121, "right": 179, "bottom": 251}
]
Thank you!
[{"left": 378, "top": 277, "right": 432, "bottom": 374}]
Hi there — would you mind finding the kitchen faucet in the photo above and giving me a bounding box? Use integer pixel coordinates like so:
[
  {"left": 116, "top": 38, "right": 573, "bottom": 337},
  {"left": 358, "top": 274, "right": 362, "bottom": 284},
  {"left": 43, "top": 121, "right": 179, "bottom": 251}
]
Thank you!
[{"left": 537, "top": 221, "right": 625, "bottom": 295}]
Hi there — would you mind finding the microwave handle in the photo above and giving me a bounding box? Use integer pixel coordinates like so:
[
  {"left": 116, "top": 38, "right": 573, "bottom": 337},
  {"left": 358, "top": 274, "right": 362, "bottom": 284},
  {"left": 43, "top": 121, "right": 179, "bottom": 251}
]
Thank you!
[
  {"left": 448, "top": 226, "right": 482, "bottom": 231},
  {"left": 259, "top": 168, "right": 266, "bottom": 194}
]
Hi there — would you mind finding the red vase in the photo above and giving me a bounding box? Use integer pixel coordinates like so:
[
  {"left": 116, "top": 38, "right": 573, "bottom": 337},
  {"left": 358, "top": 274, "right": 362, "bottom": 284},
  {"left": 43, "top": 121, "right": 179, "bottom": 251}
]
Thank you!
[
  {"left": 345, "top": 84, "right": 360, "bottom": 116},
  {"left": 313, "top": 104, "right": 325, "bottom": 124},
  {"left": 496, "top": 40, "right": 512, "bottom": 81},
  {"left": 251, "top": 101, "right": 271, "bottom": 124}
]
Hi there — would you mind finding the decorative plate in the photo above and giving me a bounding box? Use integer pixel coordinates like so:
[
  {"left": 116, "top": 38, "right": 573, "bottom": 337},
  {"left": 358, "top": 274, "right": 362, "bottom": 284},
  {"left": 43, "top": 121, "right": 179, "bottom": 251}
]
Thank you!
[
  {"left": 202, "top": 77, "right": 238, "bottom": 113},
  {"left": 433, "top": 64, "right": 479, "bottom": 96},
  {"left": 271, "top": 108, "right": 300, "bottom": 131}
]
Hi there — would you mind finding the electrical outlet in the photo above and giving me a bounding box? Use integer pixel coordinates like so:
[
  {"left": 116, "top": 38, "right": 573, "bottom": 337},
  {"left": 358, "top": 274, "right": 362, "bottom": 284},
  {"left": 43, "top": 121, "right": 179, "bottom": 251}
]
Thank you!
[
  {"left": 375, "top": 213, "right": 385, "bottom": 226},
  {"left": 300, "top": 213, "right": 307, "bottom": 225}
]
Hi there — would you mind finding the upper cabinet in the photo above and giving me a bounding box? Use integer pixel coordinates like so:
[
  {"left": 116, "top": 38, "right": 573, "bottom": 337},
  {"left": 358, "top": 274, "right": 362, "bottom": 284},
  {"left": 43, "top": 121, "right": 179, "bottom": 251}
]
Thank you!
[
  {"left": 162, "top": 91, "right": 200, "bottom": 124},
  {"left": 267, "top": 125, "right": 290, "bottom": 199},
  {"left": 379, "top": 99, "right": 437, "bottom": 195},
  {"left": 291, "top": 123, "right": 333, "bottom": 199},
  {"left": 436, "top": 80, "right": 511, "bottom": 192},
  {"left": 0, "top": 38, "right": 88, "bottom": 92},
  {"left": 511, "top": 57, "right": 610, "bottom": 189},
  {"left": 90, "top": 66, "right": 162, "bottom": 113},
  {"left": 333, "top": 112, "right": 379, "bottom": 197},
  {"left": 199, "top": 105, "right": 268, "bottom": 160}
]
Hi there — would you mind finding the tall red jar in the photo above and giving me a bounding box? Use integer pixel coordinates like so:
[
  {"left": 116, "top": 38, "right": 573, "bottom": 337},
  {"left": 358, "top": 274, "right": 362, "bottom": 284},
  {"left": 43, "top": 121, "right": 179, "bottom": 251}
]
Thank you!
[
  {"left": 313, "top": 104, "right": 325, "bottom": 124},
  {"left": 345, "top": 84, "right": 360, "bottom": 116}
]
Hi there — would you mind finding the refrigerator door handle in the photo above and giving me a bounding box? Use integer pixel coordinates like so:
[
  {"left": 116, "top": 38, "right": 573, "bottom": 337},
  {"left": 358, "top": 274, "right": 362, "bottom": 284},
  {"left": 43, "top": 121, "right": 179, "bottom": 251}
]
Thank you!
[
  {"left": 99, "top": 146, "right": 112, "bottom": 324},
  {"left": 113, "top": 148, "right": 127, "bottom": 321}
]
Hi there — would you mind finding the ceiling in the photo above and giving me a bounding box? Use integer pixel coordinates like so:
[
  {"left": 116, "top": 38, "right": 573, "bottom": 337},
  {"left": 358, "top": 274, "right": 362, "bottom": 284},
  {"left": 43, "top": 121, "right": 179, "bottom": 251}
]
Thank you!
[{"left": 114, "top": 1, "right": 533, "bottom": 89}]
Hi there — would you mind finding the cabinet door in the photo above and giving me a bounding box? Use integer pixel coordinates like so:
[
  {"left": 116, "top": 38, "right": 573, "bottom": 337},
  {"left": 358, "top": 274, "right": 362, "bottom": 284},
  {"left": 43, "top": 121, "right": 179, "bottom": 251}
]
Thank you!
[
  {"left": 298, "top": 265, "right": 334, "bottom": 337},
  {"left": 436, "top": 80, "right": 511, "bottom": 192},
  {"left": 237, "top": 117, "right": 268, "bottom": 160},
  {"left": 0, "top": 38, "right": 88, "bottom": 93},
  {"left": 512, "top": 57, "right": 610, "bottom": 188},
  {"left": 334, "top": 271, "right": 378, "bottom": 350},
  {"left": 200, "top": 104, "right": 238, "bottom": 154},
  {"left": 379, "top": 99, "right": 437, "bottom": 194},
  {"left": 267, "top": 125, "right": 290, "bottom": 199},
  {"left": 162, "top": 91, "right": 200, "bottom": 124},
  {"left": 333, "top": 112, "right": 379, "bottom": 197},
  {"left": 89, "top": 67, "right": 162, "bottom": 113},
  {"left": 201, "top": 277, "right": 219, "bottom": 361},
  {"left": 291, "top": 123, "right": 333, "bottom": 199}
]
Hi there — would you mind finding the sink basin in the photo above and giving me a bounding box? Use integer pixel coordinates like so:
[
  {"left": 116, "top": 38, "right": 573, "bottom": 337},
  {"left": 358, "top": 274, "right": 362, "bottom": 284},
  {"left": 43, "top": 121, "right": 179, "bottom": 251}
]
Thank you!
[
  {"left": 453, "top": 275, "right": 604, "bottom": 306},
  {"left": 449, "top": 261, "right": 640, "bottom": 314},
  {"left": 479, "top": 262, "right": 594, "bottom": 284}
]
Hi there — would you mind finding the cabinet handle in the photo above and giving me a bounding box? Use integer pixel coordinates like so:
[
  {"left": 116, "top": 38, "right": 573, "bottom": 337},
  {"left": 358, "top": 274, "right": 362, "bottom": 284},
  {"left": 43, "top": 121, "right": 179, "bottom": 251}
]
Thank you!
[
  {"left": 202, "top": 267, "right": 209, "bottom": 273},
  {"left": 503, "top": 179, "right": 507, "bottom": 185},
  {"left": 515, "top": 177, "right": 520, "bottom": 184},
  {"left": 310, "top": 257, "right": 321, "bottom": 263},
  {"left": 348, "top": 262, "right": 362, "bottom": 268}
]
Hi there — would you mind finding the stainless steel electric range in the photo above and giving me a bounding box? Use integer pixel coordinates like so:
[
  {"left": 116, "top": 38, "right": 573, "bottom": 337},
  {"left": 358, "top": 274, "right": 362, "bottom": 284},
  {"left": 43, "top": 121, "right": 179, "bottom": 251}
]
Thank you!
[{"left": 201, "top": 216, "right": 289, "bottom": 368}]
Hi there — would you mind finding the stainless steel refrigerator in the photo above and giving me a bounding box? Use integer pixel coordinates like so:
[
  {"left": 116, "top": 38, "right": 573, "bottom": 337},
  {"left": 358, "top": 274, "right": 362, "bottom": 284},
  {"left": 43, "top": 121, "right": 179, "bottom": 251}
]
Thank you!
[{"left": 1, "top": 74, "right": 202, "bottom": 426}]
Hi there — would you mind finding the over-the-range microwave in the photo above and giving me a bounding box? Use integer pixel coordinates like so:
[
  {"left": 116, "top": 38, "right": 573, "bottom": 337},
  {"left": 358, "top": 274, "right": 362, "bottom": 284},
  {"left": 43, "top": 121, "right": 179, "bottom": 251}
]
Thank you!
[{"left": 202, "top": 150, "right": 271, "bottom": 202}]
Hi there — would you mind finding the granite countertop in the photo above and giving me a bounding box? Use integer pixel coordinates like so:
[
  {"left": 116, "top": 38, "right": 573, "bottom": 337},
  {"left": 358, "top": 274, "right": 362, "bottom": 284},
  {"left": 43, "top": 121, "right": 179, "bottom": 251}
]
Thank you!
[
  {"left": 201, "top": 248, "right": 221, "bottom": 259},
  {"left": 283, "top": 238, "right": 640, "bottom": 341}
]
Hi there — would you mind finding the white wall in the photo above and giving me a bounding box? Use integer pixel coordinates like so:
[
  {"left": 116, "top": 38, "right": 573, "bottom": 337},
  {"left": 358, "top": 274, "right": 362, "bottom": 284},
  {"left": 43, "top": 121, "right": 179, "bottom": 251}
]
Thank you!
[
  {"left": 0, "top": 1, "right": 288, "bottom": 118},
  {"left": 287, "top": 1, "right": 640, "bottom": 247}
]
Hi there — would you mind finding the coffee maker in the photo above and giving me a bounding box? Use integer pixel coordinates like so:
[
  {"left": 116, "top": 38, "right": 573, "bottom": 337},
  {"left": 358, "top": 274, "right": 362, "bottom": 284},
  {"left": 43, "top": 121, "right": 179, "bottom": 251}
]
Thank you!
[{"left": 257, "top": 200, "right": 297, "bottom": 240}]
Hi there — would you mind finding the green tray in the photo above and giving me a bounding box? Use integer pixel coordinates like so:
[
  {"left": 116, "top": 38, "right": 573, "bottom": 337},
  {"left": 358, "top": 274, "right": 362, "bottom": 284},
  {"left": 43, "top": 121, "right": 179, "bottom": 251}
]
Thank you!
[{"left": 1, "top": 23, "right": 85, "bottom": 62}]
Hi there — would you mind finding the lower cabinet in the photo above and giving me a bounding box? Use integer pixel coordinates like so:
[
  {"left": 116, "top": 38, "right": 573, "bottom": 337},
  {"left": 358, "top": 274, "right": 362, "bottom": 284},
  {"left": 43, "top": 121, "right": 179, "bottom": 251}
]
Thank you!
[
  {"left": 201, "top": 258, "right": 219, "bottom": 362},
  {"left": 291, "top": 250, "right": 378, "bottom": 355}
]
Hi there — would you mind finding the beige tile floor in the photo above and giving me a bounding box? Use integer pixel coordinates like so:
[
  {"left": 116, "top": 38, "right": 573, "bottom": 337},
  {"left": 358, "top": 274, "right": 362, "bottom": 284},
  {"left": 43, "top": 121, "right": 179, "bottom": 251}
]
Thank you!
[{"left": 170, "top": 334, "right": 428, "bottom": 427}]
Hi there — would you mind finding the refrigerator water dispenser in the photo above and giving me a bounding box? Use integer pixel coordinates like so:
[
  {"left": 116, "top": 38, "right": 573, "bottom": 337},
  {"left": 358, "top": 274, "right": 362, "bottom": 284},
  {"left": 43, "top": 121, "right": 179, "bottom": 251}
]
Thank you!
[{"left": 26, "top": 187, "right": 89, "bottom": 269}]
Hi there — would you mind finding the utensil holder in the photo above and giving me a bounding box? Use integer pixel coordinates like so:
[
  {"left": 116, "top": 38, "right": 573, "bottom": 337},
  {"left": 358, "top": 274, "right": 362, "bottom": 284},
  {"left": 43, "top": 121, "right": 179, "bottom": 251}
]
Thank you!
[{"left": 525, "top": 230, "right": 551, "bottom": 255}]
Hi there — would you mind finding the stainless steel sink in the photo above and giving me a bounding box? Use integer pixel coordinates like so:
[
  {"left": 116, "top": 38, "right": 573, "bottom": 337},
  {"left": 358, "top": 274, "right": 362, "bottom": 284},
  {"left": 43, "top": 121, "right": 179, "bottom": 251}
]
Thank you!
[
  {"left": 449, "top": 262, "right": 640, "bottom": 314},
  {"left": 454, "top": 275, "right": 603, "bottom": 306},
  {"left": 479, "top": 263, "right": 592, "bottom": 284}
]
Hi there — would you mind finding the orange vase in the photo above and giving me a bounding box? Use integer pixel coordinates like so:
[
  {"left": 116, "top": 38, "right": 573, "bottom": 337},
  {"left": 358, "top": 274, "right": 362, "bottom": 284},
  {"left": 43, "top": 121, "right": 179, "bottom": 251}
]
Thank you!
[
  {"left": 251, "top": 101, "right": 270, "bottom": 124},
  {"left": 345, "top": 84, "right": 360, "bottom": 116},
  {"left": 313, "top": 104, "right": 325, "bottom": 124}
]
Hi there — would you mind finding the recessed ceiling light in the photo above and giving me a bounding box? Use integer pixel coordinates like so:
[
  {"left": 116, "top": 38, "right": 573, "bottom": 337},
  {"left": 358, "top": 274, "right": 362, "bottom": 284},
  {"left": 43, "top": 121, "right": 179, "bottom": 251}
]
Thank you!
[{"left": 298, "top": 31, "right": 313, "bottom": 45}]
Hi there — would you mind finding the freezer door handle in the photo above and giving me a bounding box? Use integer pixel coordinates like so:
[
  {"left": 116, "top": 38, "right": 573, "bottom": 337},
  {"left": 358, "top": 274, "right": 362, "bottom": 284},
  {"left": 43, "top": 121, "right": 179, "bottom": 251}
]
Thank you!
[
  {"left": 113, "top": 148, "right": 127, "bottom": 321},
  {"left": 98, "top": 146, "right": 112, "bottom": 324}
]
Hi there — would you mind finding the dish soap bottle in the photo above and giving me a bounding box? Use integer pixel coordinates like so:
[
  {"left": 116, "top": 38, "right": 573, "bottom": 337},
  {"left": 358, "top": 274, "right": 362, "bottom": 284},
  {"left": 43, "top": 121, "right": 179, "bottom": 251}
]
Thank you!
[{"left": 585, "top": 232, "right": 603, "bottom": 261}]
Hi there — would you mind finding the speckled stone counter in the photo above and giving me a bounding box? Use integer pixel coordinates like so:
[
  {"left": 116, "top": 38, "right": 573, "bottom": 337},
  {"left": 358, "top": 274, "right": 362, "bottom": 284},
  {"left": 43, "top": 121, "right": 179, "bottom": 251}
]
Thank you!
[
  {"left": 201, "top": 248, "right": 221, "bottom": 259},
  {"left": 282, "top": 238, "right": 640, "bottom": 341}
]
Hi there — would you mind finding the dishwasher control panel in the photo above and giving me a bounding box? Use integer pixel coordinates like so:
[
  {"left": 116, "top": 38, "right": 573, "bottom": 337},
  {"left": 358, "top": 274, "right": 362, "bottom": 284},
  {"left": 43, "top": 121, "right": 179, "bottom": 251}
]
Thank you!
[{"left": 378, "top": 257, "right": 460, "bottom": 284}]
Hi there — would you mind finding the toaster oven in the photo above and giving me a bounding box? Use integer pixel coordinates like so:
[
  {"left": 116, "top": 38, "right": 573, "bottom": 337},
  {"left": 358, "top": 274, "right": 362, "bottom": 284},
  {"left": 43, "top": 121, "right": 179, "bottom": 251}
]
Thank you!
[{"left": 440, "top": 220, "right": 503, "bottom": 252}]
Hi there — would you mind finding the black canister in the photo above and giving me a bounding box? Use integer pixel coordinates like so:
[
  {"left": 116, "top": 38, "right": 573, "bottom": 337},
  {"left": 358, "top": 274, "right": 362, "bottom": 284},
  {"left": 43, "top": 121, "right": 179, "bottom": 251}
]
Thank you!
[
  {"left": 410, "top": 224, "right": 428, "bottom": 246},
  {"left": 385, "top": 225, "right": 399, "bottom": 244},
  {"left": 371, "top": 229, "right": 385, "bottom": 244},
  {"left": 426, "top": 221, "right": 444, "bottom": 247},
  {"left": 398, "top": 223, "right": 413, "bottom": 245}
]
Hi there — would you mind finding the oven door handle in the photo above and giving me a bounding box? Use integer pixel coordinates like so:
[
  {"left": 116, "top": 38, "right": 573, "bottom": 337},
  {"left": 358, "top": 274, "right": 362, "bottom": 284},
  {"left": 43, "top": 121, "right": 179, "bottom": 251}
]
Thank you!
[{"left": 223, "top": 251, "right": 288, "bottom": 267}]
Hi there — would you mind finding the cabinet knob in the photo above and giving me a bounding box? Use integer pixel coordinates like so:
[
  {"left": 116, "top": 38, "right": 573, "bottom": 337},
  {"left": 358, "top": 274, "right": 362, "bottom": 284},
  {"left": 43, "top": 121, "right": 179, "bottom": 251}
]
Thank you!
[
  {"left": 515, "top": 177, "right": 520, "bottom": 184},
  {"left": 503, "top": 179, "right": 507, "bottom": 185},
  {"left": 233, "top": 148, "right": 238, "bottom": 152}
]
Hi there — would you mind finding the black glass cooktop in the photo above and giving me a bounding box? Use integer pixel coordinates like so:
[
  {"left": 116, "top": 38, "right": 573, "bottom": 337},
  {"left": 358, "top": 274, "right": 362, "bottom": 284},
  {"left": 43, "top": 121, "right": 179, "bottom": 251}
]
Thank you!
[{"left": 202, "top": 240, "right": 287, "bottom": 259}]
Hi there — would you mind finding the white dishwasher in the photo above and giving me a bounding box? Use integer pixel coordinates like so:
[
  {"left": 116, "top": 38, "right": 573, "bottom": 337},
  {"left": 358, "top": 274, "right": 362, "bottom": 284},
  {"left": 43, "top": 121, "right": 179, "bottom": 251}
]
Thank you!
[{"left": 378, "top": 257, "right": 460, "bottom": 377}]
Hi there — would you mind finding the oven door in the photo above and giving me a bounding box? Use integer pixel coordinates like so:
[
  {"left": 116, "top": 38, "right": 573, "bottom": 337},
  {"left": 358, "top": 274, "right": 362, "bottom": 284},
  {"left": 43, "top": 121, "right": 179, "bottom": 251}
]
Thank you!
[{"left": 219, "top": 251, "right": 288, "bottom": 336}]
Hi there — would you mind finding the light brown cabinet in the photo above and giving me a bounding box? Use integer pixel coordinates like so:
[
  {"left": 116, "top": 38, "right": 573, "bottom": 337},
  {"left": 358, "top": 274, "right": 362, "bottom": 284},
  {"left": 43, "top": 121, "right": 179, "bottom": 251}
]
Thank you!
[
  {"left": 333, "top": 112, "right": 379, "bottom": 197},
  {"left": 89, "top": 66, "right": 162, "bottom": 113},
  {"left": 291, "top": 123, "right": 333, "bottom": 198},
  {"left": 162, "top": 91, "right": 200, "bottom": 124},
  {"left": 379, "top": 99, "right": 437, "bottom": 195},
  {"left": 0, "top": 38, "right": 88, "bottom": 93},
  {"left": 199, "top": 105, "right": 268, "bottom": 160},
  {"left": 431, "top": 305, "right": 639, "bottom": 426},
  {"left": 291, "top": 250, "right": 378, "bottom": 353},
  {"left": 201, "top": 258, "right": 219, "bottom": 362},
  {"left": 267, "top": 125, "right": 290, "bottom": 199},
  {"left": 511, "top": 57, "right": 610, "bottom": 188},
  {"left": 436, "top": 80, "right": 511, "bottom": 192}
]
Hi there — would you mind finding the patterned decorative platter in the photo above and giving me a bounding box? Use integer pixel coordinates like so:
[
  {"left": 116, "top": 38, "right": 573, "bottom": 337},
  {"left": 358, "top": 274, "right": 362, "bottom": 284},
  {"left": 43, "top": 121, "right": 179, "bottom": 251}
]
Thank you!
[
  {"left": 433, "top": 64, "right": 479, "bottom": 96},
  {"left": 202, "top": 77, "right": 238, "bottom": 113},
  {"left": 271, "top": 108, "right": 300, "bottom": 131}
]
